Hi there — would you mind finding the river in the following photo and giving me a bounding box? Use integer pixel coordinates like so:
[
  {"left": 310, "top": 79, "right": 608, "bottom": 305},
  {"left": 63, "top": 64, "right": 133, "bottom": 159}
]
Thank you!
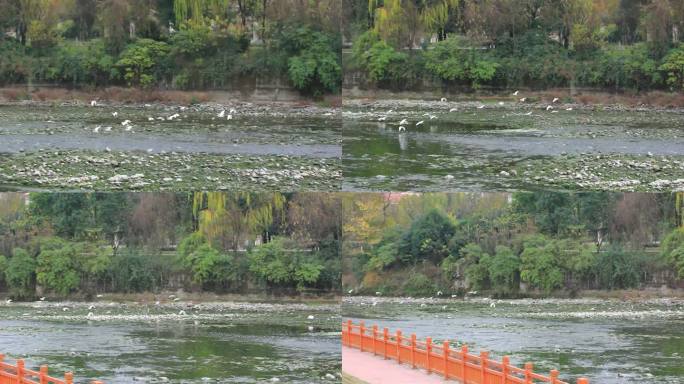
[
  {"left": 0, "top": 103, "right": 342, "bottom": 191},
  {"left": 343, "top": 100, "right": 684, "bottom": 192},
  {"left": 0, "top": 300, "right": 341, "bottom": 383},
  {"left": 343, "top": 296, "right": 684, "bottom": 383}
]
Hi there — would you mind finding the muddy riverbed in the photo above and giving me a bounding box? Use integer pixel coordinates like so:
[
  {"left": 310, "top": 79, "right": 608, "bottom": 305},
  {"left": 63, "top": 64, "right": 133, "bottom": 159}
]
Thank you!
[
  {"left": 343, "top": 100, "right": 684, "bottom": 192},
  {"left": 0, "top": 299, "right": 341, "bottom": 383},
  {"left": 0, "top": 102, "right": 342, "bottom": 191},
  {"left": 343, "top": 296, "right": 684, "bottom": 383}
]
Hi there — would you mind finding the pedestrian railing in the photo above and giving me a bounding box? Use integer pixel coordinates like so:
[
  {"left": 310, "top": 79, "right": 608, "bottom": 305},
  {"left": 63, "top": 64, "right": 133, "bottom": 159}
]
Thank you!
[
  {"left": 342, "top": 320, "right": 589, "bottom": 384},
  {"left": 0, "top": 354, "right": 104, "bottom": 384}
]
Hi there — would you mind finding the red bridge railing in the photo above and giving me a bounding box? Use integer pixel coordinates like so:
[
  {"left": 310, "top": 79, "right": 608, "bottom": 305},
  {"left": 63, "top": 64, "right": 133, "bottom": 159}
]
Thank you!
[
  {"left": 342, "top": 320, "right": 589, "bottom": 384},
  {"left": 0, "top": 354, "right": 104, "bottom": 384}
]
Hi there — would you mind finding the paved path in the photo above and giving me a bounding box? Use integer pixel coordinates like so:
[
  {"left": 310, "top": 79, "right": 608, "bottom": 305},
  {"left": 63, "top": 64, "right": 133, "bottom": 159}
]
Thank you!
[{"left": 342, "top": 347, "right": 452, "bottom": 384}]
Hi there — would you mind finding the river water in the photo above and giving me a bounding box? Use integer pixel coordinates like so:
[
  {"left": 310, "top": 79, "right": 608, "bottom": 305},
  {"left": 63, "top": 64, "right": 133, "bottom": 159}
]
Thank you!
[
  {"left": 343, "top": 102, "right": 684, "bottom": 192},
  {"left": 0, "top": 104, "right": 342, "bottom": 191},
  {"left": 343, "top": 296, "right": 684, "bottom": 384},
  {"left": 0, "top": 301, "right": 341, "bottom": 383}
]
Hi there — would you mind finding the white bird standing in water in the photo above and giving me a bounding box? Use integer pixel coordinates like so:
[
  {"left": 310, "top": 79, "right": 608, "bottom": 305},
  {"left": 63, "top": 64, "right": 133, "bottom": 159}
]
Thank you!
[
  {"left": 546, "top": 105, "right": 553, "bottom": 111},
  {"left": 519, "top": 97, "right": 526, "bottom": 102},
  {"left": 121, "top": 120, "right": 131, "bottom": 126},
  {"left": 218, "top": 110, "right": 225, "bottom": 118},
  {"left": 398, "top": 126, "right": 406, "bottom": 132},
  {"left": 512, "top": 90, "right": 519, "bottom": 96},
  {"left": 552, "top": 97, "right": 559, "bottom": 103},
  {"left": 399, "top": 118, "right": 408, "bottom": 125},
  {"left": 90, "top": 100, "right": 97, "bottom": 107},
  {"left": 416, "top": 121, "right": 424, "bottom": 126},
  {"left": 112, "top": 111, "right": 118, "bottom": 117},
  {"left": 93, "top": 125, "right": 101, "bottom": 133}
]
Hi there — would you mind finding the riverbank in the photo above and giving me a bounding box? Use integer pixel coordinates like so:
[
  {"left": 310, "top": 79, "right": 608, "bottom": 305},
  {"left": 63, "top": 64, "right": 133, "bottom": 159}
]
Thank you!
[
  {"left": 0, "top": 86, "right": 342, "bottom": 107},
  {"left": 0, "top": 290, "right": 341, "bottom": 305}
]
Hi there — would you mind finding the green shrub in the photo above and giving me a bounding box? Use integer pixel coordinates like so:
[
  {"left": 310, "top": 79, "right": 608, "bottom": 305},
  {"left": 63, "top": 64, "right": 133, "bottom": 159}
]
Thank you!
[
  {"left": 424, "top": 37, "right": 498, "bottom": 89},
  {"left": 660, "top": 44, "right": 684, "bottom": 90},
  {"left": 116, "top": 38, "right": 170, "bottom": 87},
  {"left": 4, "top": 248, "right": 36, "bottom": 299},
  {"left": 402, "top": 273, "right": 435, "bottom": 297},
  {"left": 248, "top": 237, "right": 324, "bottom": 290}
]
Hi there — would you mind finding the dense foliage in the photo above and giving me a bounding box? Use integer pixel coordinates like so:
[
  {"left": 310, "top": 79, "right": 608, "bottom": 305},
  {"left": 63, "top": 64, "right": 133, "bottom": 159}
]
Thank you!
[
  {"left": 345, "top": 0, "right": 684, "bottom": 92},
  {"left": 0, "top": 192, "right": 341, "bottom": 300},
  {"left": 0, "top": 0, "right": 341, "bottom": 96},
  {"left": 344, "top": 192, "right": 683, "bottom": 298}
]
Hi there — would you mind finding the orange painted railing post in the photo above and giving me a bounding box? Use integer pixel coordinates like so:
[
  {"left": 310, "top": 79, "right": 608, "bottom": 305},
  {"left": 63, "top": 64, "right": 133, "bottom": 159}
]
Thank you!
[
  {"left": 502, "top": 356, "right": 510, "bottom": 384},
  {"left": 65, "top": 371, "right": 74, "bottom": 384},
  {"left": 480, "top": 351, "right": 489, "bottom": 384},
  {"left": 372, "top": 325, "right": 378, "bottom": 355},
  {"left": 443, "top": 340, "right": 450, "bottom": 379},
  {"left": 396, "top": 330, "right": 402, "bottom": 364},
  {"left": 550, "top": 369, "right": 560, "bottom": 384},
  {"left": 410, "top": 334, "right": 417, "bottom": 369},
  {"left": 383, "top": 328, "right": 389, "bottom": 359},
  {"left": 461, "top": 345, "right": 468, "bottom": 382},
  {"left": 359, "top": 322, "right": 366, "bottom": 352},
  {"left": 346, "top": 320, "right": 352, "bottom": 347},
  {"left": 524, "top": 363, "right": 533, "bottom": 384},
  {"left": 17, "top": 359, "right": 25, "bottom": 383},
  {"left": 577, "top": 378, "right": 589, "bottom": 384},
  {"left": 425, "top": 337, "right": 432, "bottom": 374},
  {"left": 40, "top": 365, "right": 49, "bottom": 384}
]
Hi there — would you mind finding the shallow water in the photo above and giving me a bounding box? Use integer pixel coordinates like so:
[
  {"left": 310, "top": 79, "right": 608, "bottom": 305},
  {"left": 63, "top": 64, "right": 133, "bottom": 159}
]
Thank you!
[
  {"left": 343, "top": 105, "right": 684, "bottom": 191},
  {"left": 343, "top": 297, "right": 684, "bottom": 383},
  {"left": 0, "top": 104, "right": 342, "bottom": 191},
  {"left": 0, "top": 302, "right": 341, "bottom": 383}
]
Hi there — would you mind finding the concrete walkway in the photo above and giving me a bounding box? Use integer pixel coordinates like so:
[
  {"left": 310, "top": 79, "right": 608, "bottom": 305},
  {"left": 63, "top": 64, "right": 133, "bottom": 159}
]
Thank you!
[{"left": 342, "top": 347, "right": 452, "bottom": 384}]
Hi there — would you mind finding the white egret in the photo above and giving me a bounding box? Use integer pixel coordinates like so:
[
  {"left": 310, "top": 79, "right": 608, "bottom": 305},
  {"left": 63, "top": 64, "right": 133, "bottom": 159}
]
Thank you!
[
  {"left": 546, "top": 105, "right": 553, "bottom": 111},
  {"left": 512, "top": 90, "right": 519, "bottom": 96},
  {"left": 399, "top": 118, "right": 408, "bottom": 125},
  {"left": 121, "top": 120, "right": 132, "bottom": 126},
  {"left": 449, "top": 108, "right": 458, "bottom": 112},
  {"left": 552, "top": 97, "right": 559, "bottom": 103},
  {"left": 398, "top": 126, "right": 406, "bottom": 132},
  {"left": 218, "top": 110, "right": 225, "bottom": 118},
  {"left": 93, "top": 125, "right": 101, "bottom": 133},
  {"left": 112, "top": 112, "right": 118, "bottom": 117},
  {"left": 90, "top": 100, "right": 97, "bottom": 107},
  {"left": 378, "top": 116, "right": 387, "bottom": 122},
  {"left": 519, "top": 97, "right": 526, "bottom": 102},
  {"left": 416, "top": 121, "right": 424, "bottom": 126}
]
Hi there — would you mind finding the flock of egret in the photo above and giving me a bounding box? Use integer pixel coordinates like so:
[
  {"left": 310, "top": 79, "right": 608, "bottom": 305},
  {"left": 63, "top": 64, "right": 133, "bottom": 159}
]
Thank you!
[
  {"left": 88, "top": 100, "right": 238, "bottom": 135},
  {"left": 376, "top": 92, "right": 575, "bottom": 133}
]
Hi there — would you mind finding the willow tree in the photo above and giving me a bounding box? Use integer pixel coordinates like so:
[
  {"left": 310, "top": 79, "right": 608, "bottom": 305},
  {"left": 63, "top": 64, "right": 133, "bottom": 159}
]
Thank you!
[
  {"left": 421, "top": 0, "right": 459, "bottom": 41},
  {"left": 192, "top": 192, "right": 286, "bottom": 251},
  {"left": 173, "top": 0, "right": 229, "bottom": 25}
]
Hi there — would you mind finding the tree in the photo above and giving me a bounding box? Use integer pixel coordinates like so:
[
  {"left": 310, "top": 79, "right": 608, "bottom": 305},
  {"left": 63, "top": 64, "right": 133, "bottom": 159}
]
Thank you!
[
  {"left": 4, "top": 248, "right": 36, "bottom": 299},
  {"left": 399, "top": 209, "right": 457, "bottom": 264},
  {"left": 487, "top": 245, "right": 519, "bottom": 294},
  {"left": 248, "top": 237, "right": 323, "bottom": 290},
  {"left": 519, "top": 235, "right": 565, "bottom": 293}
]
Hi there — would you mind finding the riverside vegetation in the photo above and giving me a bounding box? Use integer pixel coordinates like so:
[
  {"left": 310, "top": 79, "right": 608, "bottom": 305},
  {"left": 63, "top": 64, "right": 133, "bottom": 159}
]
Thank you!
[
  {"left": 0, "top": 192, "right": 341, "bottom": 300},
  {"left": 0, "top": 0, "right": 342, "bottom": 97},
  {"left": 344, "top": 0, "right": 684, "bottom": 97},
  {"left": 343, "top": 192, "right": 684, "bottom": 297}
]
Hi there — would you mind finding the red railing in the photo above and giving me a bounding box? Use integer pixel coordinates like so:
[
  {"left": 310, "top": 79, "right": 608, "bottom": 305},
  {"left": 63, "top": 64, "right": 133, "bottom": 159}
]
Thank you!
[
  {"left": 0, "top": 354, "right": 104, "bottom": 384},
  {"left": 342, "top": 320, "right": 589, "bottom": 384}
]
